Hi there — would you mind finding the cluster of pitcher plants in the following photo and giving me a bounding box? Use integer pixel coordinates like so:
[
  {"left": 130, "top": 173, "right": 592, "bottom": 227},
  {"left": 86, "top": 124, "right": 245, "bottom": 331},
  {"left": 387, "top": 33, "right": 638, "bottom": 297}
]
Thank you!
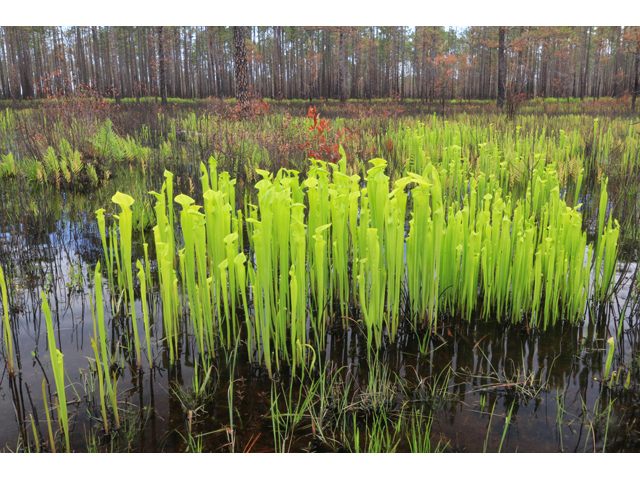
[{"left": 89, "top": 147, "right": 619, "bottom": 383}]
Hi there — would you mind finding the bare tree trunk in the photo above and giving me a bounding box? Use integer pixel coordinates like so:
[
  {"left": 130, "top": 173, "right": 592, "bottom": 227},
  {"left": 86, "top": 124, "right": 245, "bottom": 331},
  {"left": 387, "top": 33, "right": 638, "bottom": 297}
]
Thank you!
[
  {"left": 157, "top": 26, "right": 167, "bottom": 104},
  {"left": 400, "top": 26, "right": 405, "bottom": 99},
  {"left": 233, "top": 26, "right": 250, "bottom": 117},
  {"left": 147, "top": 28, "right": 157, "bottom": 98},
  {"left": 391, "top": 27, "right": 398, "bottom": 96},
  {"left": 352, "top": 31, "right": 360, "bottom": 98},
  {"left": 579, "top": 26, "right": 590, "bottom": 99},
  {"left": 206, "top": 26, "right": 216, "bottom": 98},
  {"left": 516, "top": 26, "right": 524, "bottom": 94},
  {"left": 278, "top": 26, "right": 285, "bottom": 98},
  {"left": 215, "top": 27, "right": 226, "bottom": 97},
  {"left": 248, "top": 27, "right": 254, "bottom": 96},
  {"left": 584, "top": 27, "right": 591, "bottom": 98},
  {"left": 633, "top": 42, "right": 639, "bottom": 112},
  {"left": 100, "top": 29, "right": 111, "bottom": 96},
  {"left": 129, "top": 27, "right": 139, "bottom": 102},
  {"left": 138, "top": 27, "right": 148, "bottom": 97},
  {"left": 32, "top": 30, "right": 44, "bottom": 97},
  {"left": 479, "top": 27, "right": 486, "bottom": 99},
  {"left": 497, "top": 26, "right": 505, "bottom": 109},
  {"left": 16, "top": 27, "right": 34, "bottom": 99},
  {"left": 91, "top": 26, "right": 102, "bottom": 95},
  {"left": 418, "top": 27, "right": 425, "bottom": 99},
  {"left": 121, "top": 31, "right": 131, "bottom": 97},
  {"left": 272, "top": 26, "right": 280, "bottom": 98},
  {"left": 338, "top": 29, "right": 347, "bottom": 103},
  {"left": 184, "top": 28, "right": 191, "bottom": 98},
  {"left": 593, "top": 40, "right": 601, "bottom": 99},
  {"left": 321, "top": 29, "right": 327, "bottom": 98},
  {"left": 298, "top": 29, "right": 305, "bottom": 99},
  {"left": 540, "top": 34, "right": 548, "bottom": 97},
  {"left": 614, "top": 27, "right": 623, "bottom": 96},
  {"left": 0, "top": 33, "right": 8, "bottom": 99},
  {"left": 368, "top": 27, "right": 375, "bottom": 100},
  {"left": 173, "top": 28, "right": 182, "bottom": 98},
  {"left": 4, "top": 27, "right": 19, "bottom": 99},
  {"left": 109, "top": 26, "right": 121, "bottom": 104},
  {"left": 76, "top": 27, "right": 88, "bottom": 87}
]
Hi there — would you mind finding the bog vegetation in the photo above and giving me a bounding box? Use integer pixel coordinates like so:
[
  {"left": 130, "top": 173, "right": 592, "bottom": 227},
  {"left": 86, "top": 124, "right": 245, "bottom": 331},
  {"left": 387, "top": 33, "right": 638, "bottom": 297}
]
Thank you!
[{"left": 0, "top": 96, "right": 639, "bottom": 453}]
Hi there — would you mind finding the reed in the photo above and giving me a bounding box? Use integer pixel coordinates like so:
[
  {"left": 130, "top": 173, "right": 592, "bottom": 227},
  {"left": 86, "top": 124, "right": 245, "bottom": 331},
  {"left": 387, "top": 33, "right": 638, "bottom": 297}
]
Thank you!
[
  {"left": 604, "top": 337, "right": 615, "bottom": 381},
  {"left": 0, "top": 264, "right": 14, "bottom": 376},
  {"left": 136, "top": 260, "right": 153, "bottom": 369},
  {"left": 90, "top": 338, "right": 109, "bottom": 436},
  {"left": 93, "top": 263, "right": 120, "bottom": 429},
  {"left": 41, "top": 291, "right": 70, "bottom": 452},
  {"left": 406, "top": 408, "right": 445, "bottom": 453},
  {"left": 112, "top": 192, "right": 141, "bottom": 370},
  {"left": 29, "top": 414, "right": 40, "bottom": 453},
  {"left": 42, "top": 379, "right": 56, "bottom": 453},
  {"left": 95, "top": 209, "right": 115, "bottom": 290},
  {"left": 498, "top": 401, "right": 516, "bottom": 453},
  {"left": 150, "top": 177, "right": 180, "bottom": 363}
]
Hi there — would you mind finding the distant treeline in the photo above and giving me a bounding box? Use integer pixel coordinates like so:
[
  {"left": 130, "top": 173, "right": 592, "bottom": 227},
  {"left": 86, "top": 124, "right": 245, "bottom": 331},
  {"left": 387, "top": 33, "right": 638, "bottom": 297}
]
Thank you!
[{"left": 0, "top": 26, "right": 638, "bottom": 102}]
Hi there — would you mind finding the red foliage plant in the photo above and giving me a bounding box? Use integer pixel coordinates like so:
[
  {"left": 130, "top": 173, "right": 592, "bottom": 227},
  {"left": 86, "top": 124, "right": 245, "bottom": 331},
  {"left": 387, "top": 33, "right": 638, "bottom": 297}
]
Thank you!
[{"left": 299, "top": 106, "right": 344, "bottom": 163}]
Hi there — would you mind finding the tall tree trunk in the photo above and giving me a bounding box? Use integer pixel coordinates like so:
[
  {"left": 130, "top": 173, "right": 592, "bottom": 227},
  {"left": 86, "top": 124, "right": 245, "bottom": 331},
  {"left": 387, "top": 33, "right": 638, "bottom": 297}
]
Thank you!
[
  {"left": 614, "top": 27, "right": 623, "bottom": 96},
  {"left": 480, "top": 27, "right": 487, "bottom": 99},
  {"left": 516, "top": 26, "right": 524, "bottom": 93},
  {"left": 129, "top": 26, "right": 139, "bottom": 101},
  {"left": 233, "top": 26, "right": 250, "bottom": 117},
  {"left": 16, "top": 27, "right": 34, "bottom": 99},
  {"left": 32, "top": 30, "right": 44, "bottom": 97},
  {"left": 157, "top": 26, "right": 167, "bottom": 104},
  {"left": 632, "top": 41, "right": 639, "bottom": 112},
  {"left": 418, "top": 27, "right": 426, "bottom": 99},
  {"left": 272, "top": 27, "right": 279, "bottom": 98},
  {"left": 550, "top": 37, "right": 556, "bottom": 97},
  {"left": 91, "top": 26, "right": 102, "bottom": 95},
  {"left": 122, "top": 29, "right": 132, "bottom": 98},
  {"left": 75, "top": 27, "right": 87, "bottom": 87},
  {"left": 109, "top": 26, "right": 121, "bottom": 103},
  {"left": 215, "top": 27, "right": 226, "bottom": 97},
  {"left": 540, "top": 34, "right": 548, "bottom": 97},
  {"left": 579, "top": 26, "right": 590, "bottom": 99},
  {"left": 400, "top": 26, "right": 405, "bottom": 99},
  {"left": 100, "top": 28, "right": 111, "bottom": 97},
  {"left": 206, "top": 26, "right": 216, "bottom": 98},
  {"left": 184, "top": 28, "right": 191, "bottom": 98},
  {"left": 593, "top": 39, "right": 601, "bottom": 99},
  {"left": 321, "top": 29, "right": 327, "bottom": 98},
  {"left": 584, "top": 27, "right": 591, "bottom": 98},
  {"left": 352, "top": 31, "right": 360, "bottom": 98},
  {"left": 497, "top": 26, "right": 505, "bottom": 109},
  {"left": 147, "top": 28, "right": 157, "bottom": 97},
  {"left": 338, "top": 29, "right": 347, "bottom": 103},
  {"left": 277, "top": 26, "right": 284, "bottom": 98},
  {"left": 138, "top": 27, "right": 147, "bottom": 97},
  {"left": 173, "top": 28, "right": 182, "bottom": 98},
  {"left": 527, "top": 42, "right": 535, "bottom": 96},
  {"left": 298, "top": 29, "right": 305, "bottom": 99},
  {"left": 0, "top": 33, "right": 8, "bottom": 99},
  {"left": 5, "top": 28, "right": 19, "bottom": 99}
]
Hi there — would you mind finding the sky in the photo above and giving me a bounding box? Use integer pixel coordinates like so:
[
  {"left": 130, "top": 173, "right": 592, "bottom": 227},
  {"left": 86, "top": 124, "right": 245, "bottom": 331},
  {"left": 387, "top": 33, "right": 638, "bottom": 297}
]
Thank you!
[{"left": 1, "top": 1, "right": 621, "bottom": 27}]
